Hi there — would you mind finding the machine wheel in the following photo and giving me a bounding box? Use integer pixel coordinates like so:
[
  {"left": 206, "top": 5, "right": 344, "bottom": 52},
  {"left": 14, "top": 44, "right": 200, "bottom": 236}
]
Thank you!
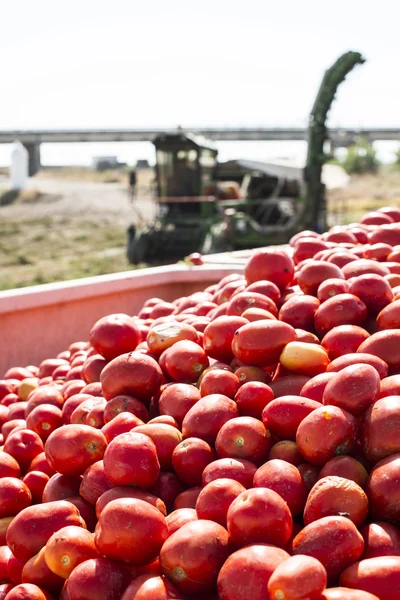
[
  {"left": 201, "top": 230, "right": 231, "bottom": 255},
  {"left": 127, "top": 227, "right": 150, "bottom": 264}
]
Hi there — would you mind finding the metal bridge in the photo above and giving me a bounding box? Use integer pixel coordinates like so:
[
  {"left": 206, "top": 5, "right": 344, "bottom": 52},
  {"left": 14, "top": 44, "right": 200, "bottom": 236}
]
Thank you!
[{"left": 1, "top": 126, "right": 399, "bottom": 174}]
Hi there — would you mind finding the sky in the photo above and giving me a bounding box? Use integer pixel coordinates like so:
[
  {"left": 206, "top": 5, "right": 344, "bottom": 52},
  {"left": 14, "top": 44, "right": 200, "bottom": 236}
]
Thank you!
[{"left": 0, "top": 0, "right": 399, "bottom": 165}]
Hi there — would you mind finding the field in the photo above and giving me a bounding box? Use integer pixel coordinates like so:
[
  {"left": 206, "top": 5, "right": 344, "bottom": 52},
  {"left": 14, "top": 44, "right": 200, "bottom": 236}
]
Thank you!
[
  {"left": 1, "top": 168, "right": 400, "bottom": 291},
  {"left": 327, "top": 171, "right": 400, "bottom": 225},
  {"left": 0, "top": 168, "right": 155, "bottom": 291}
]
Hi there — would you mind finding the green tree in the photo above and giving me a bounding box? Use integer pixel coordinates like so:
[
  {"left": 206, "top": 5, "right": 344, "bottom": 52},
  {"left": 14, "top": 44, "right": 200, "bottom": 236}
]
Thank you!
[
  {"left": 392, "top": 147, "right": 400, "bottom": 171},
  {"left": 341, "top": 137, "right": 379, "bottom": 174}
]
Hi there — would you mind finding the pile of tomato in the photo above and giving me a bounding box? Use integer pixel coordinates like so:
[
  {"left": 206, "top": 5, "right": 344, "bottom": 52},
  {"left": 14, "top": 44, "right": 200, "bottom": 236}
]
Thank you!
[{"left": 3, "top": 207, "right": 400, "bottom": 599}]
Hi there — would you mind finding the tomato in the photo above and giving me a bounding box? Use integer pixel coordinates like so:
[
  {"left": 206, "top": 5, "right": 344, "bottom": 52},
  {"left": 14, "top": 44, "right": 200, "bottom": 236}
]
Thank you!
[
  {"left": 22, "top": 471, "right": 49, "bottom": 504},
  {"left": 26, "top": 405, "right": 63, "bottom": 441},
  {"left": 173, "top": 487, "right": 201, "bottom": 510},
  {"left": 304, "top": 475, "right": 368, "bottom": 527},
  {"left": 267, "top": 554, "right": 327, "bottom": 600},
  {"left": 296, "top": 405, "right": 358, "bottom": 466},
  {"left": 146, "top": 322, "right": 199, "bottom": 356},
  {"left": 271, "top": 374, "right": 311, "bottom": 398},
  {"left": 317, "top": 278, "right": 350, "bottom": 303},
  {"left": 160, "top": 520, "right": 231, "bottom": 594},
  {"left": 244, "top": 248, "right": 294, "bottom": 289},
  {"left": 361, "top": 522, "right": 400, "bottom": 559},
  {"left": 322, "top": 364, "right": 380, "bottom": 416},
  {"left": 290, "top": 230, "right": 320, "bottom": 245},
  {"left": 172, "top": 438, "right": 216, "bottom": 486},
  {"left": 379, "top": 375, "right": 400, "bottom": 397},
  {"left": 298, "top": 261, "right": 344, "bottom": 296},
  {"left": 133, "top": 424, "right": 182, "bottom": 470},
  {"left": 4, "top": 584, "right": 55, "bottom": 600},
  {"left": 202, "top": 458, "right": 257, "bottom": 489},
  {"left": 319, "top": 456, "right": 368, "bottom": 489},
  {"left": 45, "top": 425, "right": 107, "bottom": 477},
  {"left": 199, "top": 369, "right": 240, "bottom": 398},
  {"left": 6, "top": 500, "right": 85, "bottom": 563},
  {"left": 0, "top": 453, "right": 21, "bottom": 479},
  {"left": 79, "top": 461, "right": 113, "bottom": 506},
  {"left": 240, "top": 307, "right": 277, "bottom": 321},
  {"left": 314, "top": 294, "right": 368, "bottom": 337},
  {"left": 21, "top": 547, "right": 65, "bottom": 596},
  {"left": 195, "top": 478, "right": 245, "bottom": 527},
  {"left": 42, "top": 474, "right": 81, "bottom": 503},
  {"left": 81, "top": 355, "right": 108, "bottom": 384},
  {"left": 215, "top": 417, "right": 271, "bottom": 464},
  {"left": 362, "top": 397, "right": 400, "bottom": 463},
  {"left": 182, "top": 394, "right": 238, "bottom": 444},
  {"left": 227, "top": 487, "right": 292, "bottom": 548},
  {"left": 254, "top": 459, "right": 307, "bottom": 516},
  {"left": 321, "top": 325, "right": 370, "bottom": 360},
  {"left": 232, "top": 320, "right": 296, "bottom": 366},
  {"left": 89, "top": 314, "right": 141, "bottom": 360},
  {"left": 300, "top": 372, "right": 336, "bottom": 403},
  {"left": 203, "top": 316, "right": 249, "bottom": 363},
  {"left": 342, "top": 259, "right": 390, "bottom": 280},
  {"left": 279, "top": 295, "right": 320, "bottom": 331},
  {"left": 234, "top": 381, "right": 274, "bottom": 418},
  {"left": 166, "top": 509, "right": 198, "bottom": 536},
  {"left": 359, "top": 329, "right": 400, "bottom": 374},
  {"left": 280, "top": 341, "right": 330, "bottom": 376},
  {"left": 163, "top": 340, "right": 209, "bottom": 383},
  {"left": 95, "top": 498, "right": 168, "bottom": 565},
  {"left": 367, "top": 453, "right": 400, "bottom": 523},
  {"left": 96, "top": 487, "right": 166, "bottom": 519},
  {"left": 262, "top": 395, "right": 322, "bottom": 440},
  {"left": 327, "top": 352, "right": 388, "bottom": 379},
  {"left": 234, "top": 366, "right": 271, "bottom": 385},
  {"left": 150, "top": 472, "right": 185, "bottom": 513},
  {"left": 101, "top": 412, "right": 144, "bottom": 443},
  {"left": 340, "top": 556, "right": 400, "bottom": 600},
  {"left": 268, "top": 440, "right": 304, "bottom": 465},
  {"left": 369, "top": 224, "right": 400, "bottom": 246},
  {"left": 4, "top": 428, "right": 44, "bottom": 471},
  {"left": 103, "top": 432, "right": 159, "bottom": 489},
  {"left": 245, "top": 280, "right": 281, "bottom": 304},
  {"left": 100, "top": 352, "right": 163, "bottom": 401},
  {"left": 292, "top": 515, "right": 364, "bottom": 580},
  {"left": 348, "top": 274, "right": 394, "bottom": 315},
  {"left": 107, "top": 398, "right": 150, "bottom": 430},
  {"left": 227, "top": 291, "right": 278, "bottom": 318},
  {"left": 0, "top": 478, "right": 31, "bottom": 518},
  {"left": 65, "top": 557, "right": 132, "bottom": 600},
  {"left": 217, "top": 544, "right": 290, "bottom": 600},
  {"left": 293, "top": 238, "right": 329, "bottom": 265},
  {"left": 321, "top": 587, "right": 379, "bottom": 599},
  {"left": 120, "top": 574, "right": 184, "bottom": 600}
]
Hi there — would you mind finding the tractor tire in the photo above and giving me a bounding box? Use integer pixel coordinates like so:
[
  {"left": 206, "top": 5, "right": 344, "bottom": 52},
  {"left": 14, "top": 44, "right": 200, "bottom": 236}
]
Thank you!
[
  {"left": 127, "top": 227, "right": 150, "bottom": 264},
  {"left": 201, "top": 231, "right": 230, "bottom": 256}
]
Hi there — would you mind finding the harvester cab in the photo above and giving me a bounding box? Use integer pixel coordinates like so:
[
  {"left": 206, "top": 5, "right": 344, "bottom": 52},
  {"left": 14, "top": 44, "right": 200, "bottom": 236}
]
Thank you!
[
  {"left": 154, "top": 132, "right": 218, "bottom": 199},
  {"left": 127, "top": 132, "right": 222, "bottom": 264}
]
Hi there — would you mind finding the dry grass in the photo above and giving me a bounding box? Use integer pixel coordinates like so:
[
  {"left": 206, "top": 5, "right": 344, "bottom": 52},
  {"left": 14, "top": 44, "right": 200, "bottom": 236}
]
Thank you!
[
  {"left": 0, "top": 215, "right": 138, "bottom": 291},
  {"left": 0, "top": 188, "right": 49, "bottom": 206},
  {"left": 34, "top": 167, "right": 129, "bottom": 184},
  {"left": 327, "top": 171, "right": 400, "bottom": 225}
]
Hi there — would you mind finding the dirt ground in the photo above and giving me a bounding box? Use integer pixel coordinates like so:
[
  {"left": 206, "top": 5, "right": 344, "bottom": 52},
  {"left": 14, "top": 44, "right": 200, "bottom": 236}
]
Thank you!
[
  {"left": 1, "top": 168, "right": 400, "bottom": 291},
  {"left": 0, "top": 169, "right": 156, "bottom": 290}
]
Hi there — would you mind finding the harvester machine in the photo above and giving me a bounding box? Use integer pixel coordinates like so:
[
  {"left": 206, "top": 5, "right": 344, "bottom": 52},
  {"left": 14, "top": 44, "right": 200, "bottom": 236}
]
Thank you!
[{"left": 127, "top": 51, "right": 365, "bottom": 264}]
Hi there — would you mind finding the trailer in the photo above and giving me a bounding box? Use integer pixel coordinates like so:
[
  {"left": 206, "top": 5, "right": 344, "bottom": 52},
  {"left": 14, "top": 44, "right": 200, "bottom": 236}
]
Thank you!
[{"left": 0, "top": 258, "right": 246, "bottom": 376}]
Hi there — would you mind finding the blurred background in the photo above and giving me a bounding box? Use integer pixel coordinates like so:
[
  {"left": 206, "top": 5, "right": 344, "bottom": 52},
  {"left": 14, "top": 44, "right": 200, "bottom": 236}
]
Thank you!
[{"left": 1, "top": 0, "right": 399, "bottom": 289}]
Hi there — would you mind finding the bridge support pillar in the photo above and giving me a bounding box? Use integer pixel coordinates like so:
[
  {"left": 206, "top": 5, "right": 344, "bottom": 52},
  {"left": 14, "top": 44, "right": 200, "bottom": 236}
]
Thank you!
[{"left": 23, "top": 143, "right": 41, "bottom": 176}]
